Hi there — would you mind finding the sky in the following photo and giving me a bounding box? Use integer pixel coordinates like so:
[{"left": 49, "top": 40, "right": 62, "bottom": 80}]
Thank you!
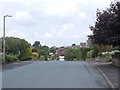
[{"left": 0, "top": 0, "right": 115, "bottom": 47}]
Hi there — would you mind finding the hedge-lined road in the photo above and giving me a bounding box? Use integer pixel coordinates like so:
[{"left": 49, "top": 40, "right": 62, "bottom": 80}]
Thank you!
[{"left": 3, "top": 61, "right": 110, "bottom": 88}]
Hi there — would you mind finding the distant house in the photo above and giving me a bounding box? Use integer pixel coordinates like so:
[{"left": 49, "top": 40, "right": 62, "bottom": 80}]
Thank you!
[
  {"left": 56, "top": 48, "right": 66, "bottom": 56},
  {"left": 66, "top": 45, "right": 80, "bottom": 49},
  {"left": 80, "top": 42, "right": 86, "bottom": 47},
  {"left": 86, "top": 39, "right": 91, "bottom": 48}
]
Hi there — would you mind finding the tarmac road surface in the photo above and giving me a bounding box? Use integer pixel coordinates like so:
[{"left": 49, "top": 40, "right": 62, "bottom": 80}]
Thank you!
[{"left": 2, "top": 61, "right": 110, "bottom": 88}]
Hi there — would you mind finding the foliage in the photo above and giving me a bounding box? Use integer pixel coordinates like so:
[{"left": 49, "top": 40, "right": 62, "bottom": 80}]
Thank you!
[
  {"left": 5, "top": 54, "right": 18, "bottom": 62},
  {"left": 92, "top": 46, "right": 98, "bottom": 58},
  {"left": 112, "top": 46, "right": 120, "bottom": 51},
  {"left": 72, "top": 44, "right": 76, "bottom": 46},
  {"left": 3, "top": 37, "right": 30, "bottom": 56},
  {"left": 19, "top": 48, "right": 32, "bottom": 60},
  {"left": 38, "top": 45, "right": 49, "bottom": 55},
  {"left": 40, "top": 55, "right": 45, "bottom": 61},
  {"left": 49, "top": 47, "right": 56, "bottom": 54},
  {"left": 44, "top": 55, "right": 48, "bottom": 61},
  {"left": 38, "top": 49, "right": 48, "bottom": 55},
  {"left": 19, "top": 55, "right": 32, "bottom": 61},
  {"left": 64, "top": 48, "right": 77, "bottom": 61},
  {"left": 101, "top": 50, "right": 120, "bottom": 60},
  {"left": 73, "top": 58, "right": 78, "bottom": 61},
  {"left": 86, "top": 50, "right": 93, "bottom": 58},
  {"left": 32, "top": 52, "right": 39, "bottom": 57},
  {"left": 31, "top": 47, "right": 38, "bottom": 52},
  {"left": 32, "top": 41, "right": 41, "bottom": 48},
  {"left": 64, "top": 48, "right": 90, "bottom": 61},
  {"left": 89, "top": 1, "right": 120, "bottom": 47},
  {"left": 79, "top": 48, "right": 90, "bottom": 60},
  {"left": 22, "top": 48, "right": 32, "bottom": 56}
]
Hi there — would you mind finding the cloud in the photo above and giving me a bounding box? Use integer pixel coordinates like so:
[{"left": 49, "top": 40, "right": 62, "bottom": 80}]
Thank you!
[
  {"left": 44, "top": 0, "right": 88, "bottom": 16},
  {"left": 79, "top": 12, "right": 87, "bottom": 19},
  {"left": 6, "top": 29, "right": 27, "bottom": 38},
  {"left": 71, "top": 35, "right": 80, "bottom": 38},
  {"left": 43, "top": 33, "right": 53, "bottom": 38},
  {"left": 56, "top": 24, "right": 75, "bottom": 37},
  {"left": 15, "top": 11, "right": 35, "bottom": 26},
  {"left": 15, "top": 11, "right": 30, "bottom": 19},
  {"left": 0, "top": 0, "right": 115, "bottom": 47}
]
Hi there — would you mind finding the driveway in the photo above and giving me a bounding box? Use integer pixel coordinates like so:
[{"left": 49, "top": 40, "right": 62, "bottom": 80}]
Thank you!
[{"left": 2, "top": 61, "right": 110, "bottom": 88}]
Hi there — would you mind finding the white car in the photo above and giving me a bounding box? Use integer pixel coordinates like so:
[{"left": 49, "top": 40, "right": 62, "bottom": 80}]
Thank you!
[{"left": 59, "top": 56, "right": 65, "bottom": 61}]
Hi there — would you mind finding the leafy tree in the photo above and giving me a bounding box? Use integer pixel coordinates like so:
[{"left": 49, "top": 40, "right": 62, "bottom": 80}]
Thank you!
[
  {"left": 92, "top": 46, "right": 98, "bottom": 58},
  {"left": 64, "top": 48, "right": 90, "bottom": 61},
  {"left": 4, "top": 37, "right": 30, "bottom": 56},
  {"left": 89, "top": 1, "right": 120, "bottom": 47},
  {"left": 37, "top": 45, "right": 50, "bottom": 55},
  {"left": 72, "top": 44, "right": 76, "bottom": 46},
  {"left": 64, "top": 48, "right": 77, "bottom": 61},
  {"left": 33, "top": 41, "right": 41, "bottom": 48},
  {"left": 49, "top": 47, "right": 56, "bottom": 54}
]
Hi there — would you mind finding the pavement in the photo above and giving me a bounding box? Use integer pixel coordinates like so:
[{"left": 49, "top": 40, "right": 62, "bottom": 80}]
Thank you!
[
  {"left": 87, "top": 61, "right": 120, "bottom": 90},
  {"left": 2, "top": 61, "right": 111, "bottom": 88}
]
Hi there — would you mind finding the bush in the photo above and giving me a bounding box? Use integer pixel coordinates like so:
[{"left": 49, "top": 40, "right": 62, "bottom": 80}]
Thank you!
[
  {"left": 40, "top": 55, "right": 45, "bottom": 61},
  {"left": 6, "top": 54, "right": 18, "bottom": 62},
  {"left": 44, "top": 55, "right": 48, "bottom": 61},
  {"left": 86, "top": 50, "right": 93, "bottom": 58},
  {"left": 19, "top": 55, "right": 32, "bottom": 61},
  {"left": 64, "top": 48, "right": 90, "bottom": 61},
  {"left": 112, "top": 46, "right": 120, "bottom": 51},
  {"left": 32, "top": 52, "right": 39, "bottom": 57},
  {"left": 19, "top": 48, "right": 32, "bottom": 61},
  {"left": 73, "top": 58, "right": 78, "bottom": 61},
  {"left": 92, "top": 47, "right": 98, "bottom": 58}
]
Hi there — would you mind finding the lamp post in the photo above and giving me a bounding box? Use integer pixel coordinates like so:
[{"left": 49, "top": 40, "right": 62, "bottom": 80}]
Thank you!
[{"left": 3, "top": 15, "right": 12, "bottom": 64}]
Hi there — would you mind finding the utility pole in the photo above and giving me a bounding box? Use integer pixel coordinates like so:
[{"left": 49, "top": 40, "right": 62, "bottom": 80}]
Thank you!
[{"left": 3, "top": 15, "right": 12, "bottom": 64}]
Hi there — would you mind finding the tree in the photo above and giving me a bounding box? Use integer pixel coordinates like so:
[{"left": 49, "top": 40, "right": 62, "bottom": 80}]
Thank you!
[
  {"left": 49, "top": 47, "right": 56, "bottom": 54},
  {"left": 38, "top": 45, "right": 50, "bottom": 55},
  {"left": 89, "top": 1, "right": 120, "bottom": 47},
  {"left": 4, "top": 37, "right": 30, "bottom": 56},
  {"left": 72, "top": 44, "right": 76, "bottom": 46},
  {"left": 33, "top": 41, "right": 41, "bottom": 48},
  {"left": 64, "top": 48, "right": 90, "bottom": 61}
]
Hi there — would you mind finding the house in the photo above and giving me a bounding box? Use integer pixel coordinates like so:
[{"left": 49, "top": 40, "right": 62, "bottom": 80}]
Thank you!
[
  {"left": 80, "top": 42, "right": 87, "bottom": 47},
  {"left": 56, "top": 48, "right": 66, "bottom": 56},
  {"left": 86, "top": 39, "right": 91, "bottom": 48}
]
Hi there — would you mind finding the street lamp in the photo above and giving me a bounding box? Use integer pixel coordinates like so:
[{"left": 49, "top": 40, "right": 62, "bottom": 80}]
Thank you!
[{"left": 3, "top": 15, "right": 12, "bottom": 64}]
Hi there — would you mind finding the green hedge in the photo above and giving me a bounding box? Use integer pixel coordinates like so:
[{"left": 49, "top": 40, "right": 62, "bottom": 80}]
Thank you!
[
  {"left": 19, "top": 55, "right": 32, "bottom": 61},
  {"left": 64, "top": 48, "right": 90, "bottom": 61},
  {"left": 5, "top": 54, "right": 18, "bottom": 62},
  {"left": 44, "top": 55, "right": 48, "bottom": 61},
  {"left": 86, "top": 50, "right": 93, "bottom": 58}
]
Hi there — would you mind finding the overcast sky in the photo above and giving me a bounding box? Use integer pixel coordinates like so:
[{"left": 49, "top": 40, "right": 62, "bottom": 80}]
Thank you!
[{"left": 0, "top": 0, "right": 115, "bottom": 47}]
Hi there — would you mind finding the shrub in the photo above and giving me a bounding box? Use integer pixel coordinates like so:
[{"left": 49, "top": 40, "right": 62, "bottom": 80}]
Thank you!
[
  {"left": 86, "top": 50, "right": 93, "bottom": 58},
  {"left": 19, "top": 48, "right": 32, "bottom": 59},
  {"left": 32, "top": 52, "right": 39, "bottom": 57},
  {"left": 40, "top": 55, "right": 45, "bottom": 61},
  {"left": 73, "top": 58, "right": 78, "bottom": 61},
  {"left": 92, "top": 47, "right": 98, "bottom": 58},
  {"left": 19, "top": 48, "right": 32, "bottom": 61},
  {"left": 44, "top": 55, "right": 48, "bottom": 61},
  {"left": 6, "top": 54, "right": 18, "bottom": 62},
  {"left": 64, "top": 48, "right": 90, "bottom": 61},
  {"left": 19, "top": 55, "right": 32, "bottom": 61}
]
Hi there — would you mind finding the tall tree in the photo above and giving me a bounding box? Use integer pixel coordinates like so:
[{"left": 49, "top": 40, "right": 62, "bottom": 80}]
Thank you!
[
  {"left": 33, "top": 41, "right": 41, "bottom": 48},
  {"left": 89, "top": 1, "right": 120, "bottom": 47},
  {"left": 4, "top": 37, "right": 30, "bottom": 55}
]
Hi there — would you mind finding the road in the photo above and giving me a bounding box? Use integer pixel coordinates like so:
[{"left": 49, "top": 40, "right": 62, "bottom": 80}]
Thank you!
[{"left": 2, "top": 61, "right": 110, "bottom": 88}]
